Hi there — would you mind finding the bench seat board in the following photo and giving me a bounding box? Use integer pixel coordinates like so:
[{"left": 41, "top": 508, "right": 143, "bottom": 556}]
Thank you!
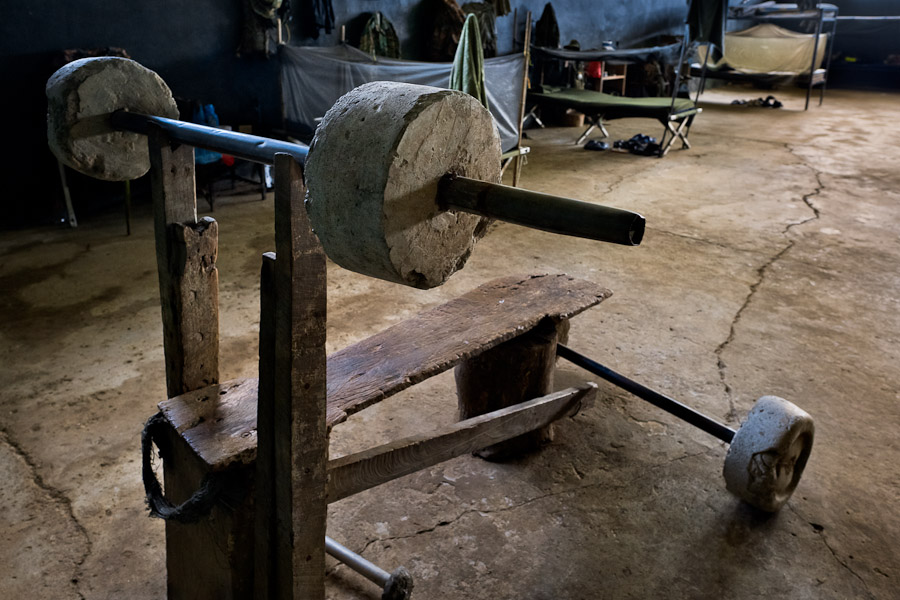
[{"left": 159, "top": 273, "right": 611, "bottom": 470}]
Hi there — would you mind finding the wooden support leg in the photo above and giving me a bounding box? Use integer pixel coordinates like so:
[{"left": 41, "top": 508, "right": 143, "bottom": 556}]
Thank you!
[
  {"left": 148, "top": 127, "right": 219, "bottom": 399},
  {"left": 255, "top": 253, "right": 277, "bottom": 600},
  {"left": 148, "top": 127, "right": 232, "bottom": 598},
  {"left": 455, "top": 317, "right": 563, "bottom": 459},
  {"left": 158, "top": 418, "right": 255, "bottom": 600},
  {"left": 263, "top": 153, "right": 328, "bottom": 600}
]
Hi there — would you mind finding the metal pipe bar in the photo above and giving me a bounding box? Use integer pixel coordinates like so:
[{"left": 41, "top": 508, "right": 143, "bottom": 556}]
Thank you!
[
  {"left": 325, "top": 535, "right": 389, "bottom": 586},
  {"left": 440, "top": 174, "right": 645, "bottom": 246},
  {"left": 556, "top": 344, "right": 736, "bottom": 443},
  {"left": 110, "top": 111, "right": 309, "bottom": 166}
]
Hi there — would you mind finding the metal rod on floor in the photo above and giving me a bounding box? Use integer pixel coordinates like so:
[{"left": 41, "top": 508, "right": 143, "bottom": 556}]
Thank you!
[
  {"left": 557, "top": 344, "right": 736, "bottom": 443},
  {"left": 326, "top": 535, "right": 389, "bottom": 587},
  {"left": 325, "top": 536, "right": 413, "bottom": 600}
]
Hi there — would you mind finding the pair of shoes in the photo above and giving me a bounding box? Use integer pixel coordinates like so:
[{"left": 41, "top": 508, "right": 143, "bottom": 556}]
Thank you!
[
  {"left": 613, "top": 133, "right": 658, "bottom": 155},
  {"left": 732, "top": 96, "right": 783, "bottom": 108},
  {"left": 584, "top": 140, "right": 609, "bottom": 151}
]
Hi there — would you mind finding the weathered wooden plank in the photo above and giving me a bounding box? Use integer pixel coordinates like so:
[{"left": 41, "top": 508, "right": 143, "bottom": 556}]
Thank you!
[
  {"left": 327, "top": 384, "right": 597, "bottom": 503},
  {"left": 512, "top": 11, "right": 532, "bottom": 189},
  {"left": 254, "top": 253, "right": 276, "bottom": 600},
  {"left": 325, "top": 273, "right": 610, "bottom": 427},
  {"left": 159, "top": 378, "right": 258, "bottom": 469},
  {"left": 158, "top": 274, "right": 610, "bottom": 472},
  {"left": 271, "top": 153, "right": 327, "bottom": 600},
  {"left": 148, "top": 127, "right": 219, "bottom": 399},
  {"left": 456, "top": 317, "right": 561, "bottom": 459}
]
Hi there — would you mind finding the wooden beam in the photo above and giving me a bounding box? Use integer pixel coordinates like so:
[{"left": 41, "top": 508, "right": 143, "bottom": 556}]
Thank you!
[
  {"left": 254, "top": 253, "right": 276, "bottom": 600},
  {"left": 148, "top": 126, "right": 219, "bottom": 399},
  {"left": 158, "top": 275, "right": 611, "bottom": 473},
  {"left": 326, "top": 384, "right": 597, "bottom": 503},
  {"left": 270, "top": 153, "right": 327, "bottom": 600},
  {"left": 149, "top": 126, "right": 225, "bottom": 599},
  {"left": 513, "top": 10, "right": 532, "bottom": 188}
]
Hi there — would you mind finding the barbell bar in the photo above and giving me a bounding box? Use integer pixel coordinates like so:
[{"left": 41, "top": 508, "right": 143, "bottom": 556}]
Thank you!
[
  {"left": 109, "top": 110, "right": 310, "bottom": 165},
  {"left": 325, "top": 536, "right": 413, "bottom": 600},
  {"left": 107, "top": 111, "right": 643, "bottom": 249},
  {"left": 48, "top": 58, "right": 643, "bottom": 289}
]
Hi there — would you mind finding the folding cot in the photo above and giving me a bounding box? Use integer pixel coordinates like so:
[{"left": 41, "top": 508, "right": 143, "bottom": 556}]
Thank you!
[{"left": 528, "top": 86, "right": 701, "bottom": 156}]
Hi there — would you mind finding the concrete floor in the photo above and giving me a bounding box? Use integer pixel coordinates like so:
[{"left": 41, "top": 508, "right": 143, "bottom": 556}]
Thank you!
[{"left": 2, "top": 83, "right": 898, "bottom": 599}]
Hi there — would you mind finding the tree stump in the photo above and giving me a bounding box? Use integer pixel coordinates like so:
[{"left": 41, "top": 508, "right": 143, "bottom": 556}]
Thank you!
[{"left": 455, "top": 317, "right": 566, "bottom": 460}]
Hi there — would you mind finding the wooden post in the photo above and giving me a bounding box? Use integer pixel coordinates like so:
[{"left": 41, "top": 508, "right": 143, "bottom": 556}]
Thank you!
[
  {"left": 148, "top": 127, "right": 229, "bottom": 598},
  {"left": 512, "top": 11, "right": 532, "bottom": 188},
  {"left": 255, "top": 253, "right": 277, "bottom": 600},
  {"left": 455, "top": 317, "right": 562, "bottom": 459},
  {"left": 148, "top": 127, "right": 219, "bottom": 398},
  {"left": 267, "top": 153, "right": 328, "bottom": 600}
]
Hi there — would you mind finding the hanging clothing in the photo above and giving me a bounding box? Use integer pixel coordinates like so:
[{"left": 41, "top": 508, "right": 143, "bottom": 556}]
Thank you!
[
  {"left": 239, "top": 0, "right": 277, "bottom": 56},
  {"left": 450, "top": 14, "right": 489, "bottom": 110},
  {"left": 191, "top": 104, "right": 223, "bottom": 165},
  {"left": 429, "top": 0, "right": 467, "bottom": 62},
  {"left": 462, "top": 2, "right": 498, "bottom": 58},
  {"left": 250, "top": 0, "right": 282, "bottom": 19},
  {"left": 298, "top": 0, "right": 335, "bottom": 39},
  {"left": 688, "top": 0, "right": 726, "bottom": 51},
  {"left": 534, "top": 3, "right": 560, "bottom": 49},
  {"left": 493, "top": 0, "right": 511, "bottom": 17},
  {"left": 359, "top": 12, "right": 401, "bottom": 59}
]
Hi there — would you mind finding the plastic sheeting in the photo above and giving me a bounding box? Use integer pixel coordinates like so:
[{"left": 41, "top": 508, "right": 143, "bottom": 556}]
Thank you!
[
  {"left": 280, "top": 44, "right": 525, "bottom": 151},
  {"left": 700, "top": 23, "right": 828, "bottom": 74}
]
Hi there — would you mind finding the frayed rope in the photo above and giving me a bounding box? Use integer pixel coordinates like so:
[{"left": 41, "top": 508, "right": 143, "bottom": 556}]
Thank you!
[{"left": 141, "top": 412, "right": 239, "bottom": 523}]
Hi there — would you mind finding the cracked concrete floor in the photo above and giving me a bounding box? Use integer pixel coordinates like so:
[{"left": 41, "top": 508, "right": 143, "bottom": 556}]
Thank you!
[{"left": 2, "top": 84, "right": 899, "bottom": 599}]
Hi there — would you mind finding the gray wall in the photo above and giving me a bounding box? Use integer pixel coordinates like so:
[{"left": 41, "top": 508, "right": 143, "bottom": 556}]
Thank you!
[{"left": 3, "top": 0, "right": 691, "bottom": 227}]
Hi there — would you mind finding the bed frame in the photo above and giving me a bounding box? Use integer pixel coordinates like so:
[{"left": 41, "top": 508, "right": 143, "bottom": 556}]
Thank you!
[{"left": 694, "top": 2, "right": 839, "bottom": 110}]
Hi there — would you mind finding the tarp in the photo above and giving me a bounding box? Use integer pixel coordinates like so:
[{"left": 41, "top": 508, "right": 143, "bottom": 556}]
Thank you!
[
  {"left": 699, "top": 23, "right": 829, "bottom": 74},
  {"left": 280, "top": 44, "right": 525, "bottom": 151}
]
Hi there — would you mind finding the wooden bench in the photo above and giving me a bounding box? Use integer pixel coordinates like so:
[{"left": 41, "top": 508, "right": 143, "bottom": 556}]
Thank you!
[
  {"left": 155, "top": 273, "right": 607, "bottom": 598},
  {"left": 160, "top": 273, "right": 608, "bottom": 471},
  {"left": 143, "top": 150, "right": 610, "bottom": 599}
]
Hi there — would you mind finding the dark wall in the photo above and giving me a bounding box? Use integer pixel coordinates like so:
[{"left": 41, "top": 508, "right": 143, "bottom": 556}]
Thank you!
[
  {"left": 829, "top": 1, "right": 900, "bottom": 63},
  {"left": 2, "top": 0, "right": 689, "bottom": 228},
  {"left": 1, "top": 0, "right": 278, "bottom": 227},
  {"left": 317, "top": 0, "right": 690, "bottom": 56}
]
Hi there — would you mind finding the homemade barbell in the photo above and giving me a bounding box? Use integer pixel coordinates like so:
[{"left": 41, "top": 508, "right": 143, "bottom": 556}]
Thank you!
[
  {"left": 47, "top": 56, "right": 815, "bottom": 598},
  {"left": 47, "top": 57, "right": 814, "bottom": 510},
  {"left": 47, "top": 57, "right": 643, "bottom": 289},
  {"left": 557, "top": 344, "right": 814, "bottom": 512}
]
